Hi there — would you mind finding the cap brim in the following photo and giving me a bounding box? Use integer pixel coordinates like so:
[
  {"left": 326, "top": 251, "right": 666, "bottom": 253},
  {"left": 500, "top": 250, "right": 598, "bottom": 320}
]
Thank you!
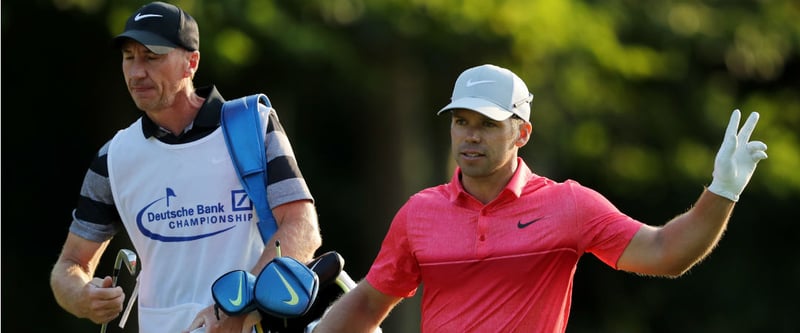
[
  {"left": 437, "top": 97, "right": 513, "bottom": 121},
  {"left": 113, "top": 30, "right": 177, "bottom": 55}
]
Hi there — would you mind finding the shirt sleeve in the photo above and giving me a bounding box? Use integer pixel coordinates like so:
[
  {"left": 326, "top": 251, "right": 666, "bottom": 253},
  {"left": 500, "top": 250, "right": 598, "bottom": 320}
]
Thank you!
[
  {"left": 365, "top": 202, "right": 421, "bottom": 298},
  {"left": 70, "top": 140, "right": 123, "bottom": 242},
  {"left": 262, "top": 105, "right": 314, "bottom": 208},
  {"left": 570, "top": 182, "right": 643, "bottom": 269}
]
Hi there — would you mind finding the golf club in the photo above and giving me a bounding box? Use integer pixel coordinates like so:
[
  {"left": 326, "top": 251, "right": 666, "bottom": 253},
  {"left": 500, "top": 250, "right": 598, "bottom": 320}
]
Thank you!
[
  {"left": 100, "top": 249, "right": 138, "bottom": 333},
  {"left": 119, "top": 276, "right": 139, "bottom": 328}
]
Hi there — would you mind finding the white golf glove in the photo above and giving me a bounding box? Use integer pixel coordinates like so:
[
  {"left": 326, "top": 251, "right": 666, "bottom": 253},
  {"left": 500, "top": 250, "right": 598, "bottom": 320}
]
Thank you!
[{"left": 707, "top": 109, "right": 768, "bottom": 202}]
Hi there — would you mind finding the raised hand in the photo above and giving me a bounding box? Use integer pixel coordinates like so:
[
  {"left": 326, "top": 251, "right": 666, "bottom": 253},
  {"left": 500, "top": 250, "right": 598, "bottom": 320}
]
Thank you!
[{"left": 707, "top": 109, "right": 768, "bottom": 201}]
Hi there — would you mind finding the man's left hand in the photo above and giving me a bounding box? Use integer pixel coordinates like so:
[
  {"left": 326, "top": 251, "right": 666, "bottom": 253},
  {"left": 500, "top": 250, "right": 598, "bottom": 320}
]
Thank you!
[
  {"left": 183, "top": 304, "right": 262, "bottom": 333},
  {"left": 708, "top": 109, "right": 768, "bottom": 201}
]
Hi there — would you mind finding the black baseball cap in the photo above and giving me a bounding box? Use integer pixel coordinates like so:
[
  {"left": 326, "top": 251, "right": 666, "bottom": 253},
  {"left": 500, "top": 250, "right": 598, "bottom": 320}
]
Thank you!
[{"left": 113, "top": 1, "right": 199, "bottom": 54}]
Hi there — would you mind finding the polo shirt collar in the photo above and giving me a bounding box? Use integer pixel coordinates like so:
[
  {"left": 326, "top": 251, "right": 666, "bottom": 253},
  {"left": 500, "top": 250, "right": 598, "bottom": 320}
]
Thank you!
[
  {"left": 448, "top": 157, "right": 534, "bottom": 203},
  {"left": 140, "top": 85, "right": 225, "bottom": 139}
]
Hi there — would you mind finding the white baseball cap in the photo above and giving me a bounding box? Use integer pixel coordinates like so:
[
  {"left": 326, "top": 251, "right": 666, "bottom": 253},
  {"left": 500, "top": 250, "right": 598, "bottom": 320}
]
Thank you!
[{"left": 438, "top": 64, "right": 533, "bottom": 122}]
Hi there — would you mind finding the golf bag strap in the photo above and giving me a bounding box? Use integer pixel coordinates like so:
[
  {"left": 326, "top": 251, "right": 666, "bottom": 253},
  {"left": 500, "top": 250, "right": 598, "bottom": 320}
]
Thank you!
[{"left": 220, "top": 93, "right": 278, "bottom": 243}]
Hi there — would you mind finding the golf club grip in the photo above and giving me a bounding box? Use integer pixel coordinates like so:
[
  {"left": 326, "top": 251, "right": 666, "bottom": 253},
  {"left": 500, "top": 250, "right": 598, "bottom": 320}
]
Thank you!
[
  {"left": 100, "top": 271, "right": 120, "bottom": 333},
  {"left": 101, "top": 269, "right": 121, "bottom": 333}
]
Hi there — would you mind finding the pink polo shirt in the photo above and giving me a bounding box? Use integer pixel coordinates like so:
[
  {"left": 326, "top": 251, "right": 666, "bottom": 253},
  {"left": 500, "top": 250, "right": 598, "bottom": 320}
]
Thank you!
[{"left": 366, "top": 158, "right": 643, "bottom": 333}]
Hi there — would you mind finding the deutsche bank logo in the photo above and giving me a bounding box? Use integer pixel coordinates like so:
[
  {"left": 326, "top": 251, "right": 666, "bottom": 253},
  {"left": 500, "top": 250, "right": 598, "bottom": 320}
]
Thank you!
[{"left": 231, "top": 189, "right": 253, "bottom": 212}]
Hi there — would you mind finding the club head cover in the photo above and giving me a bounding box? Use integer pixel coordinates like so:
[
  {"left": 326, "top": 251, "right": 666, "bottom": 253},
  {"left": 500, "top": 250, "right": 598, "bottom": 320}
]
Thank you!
[
  {"left": 211, "top": 270, "right": 258, "bottom": 317},
  {"left": 307, "top": 251, "right": 344, "bottom": 287},
  {"left": 254, "top": 257, "right": 319, "bottom": 318}
]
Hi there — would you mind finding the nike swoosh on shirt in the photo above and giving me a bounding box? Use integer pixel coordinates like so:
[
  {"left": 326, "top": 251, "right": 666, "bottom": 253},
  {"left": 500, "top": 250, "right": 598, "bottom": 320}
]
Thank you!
[
  {"left": 517, "top": 217, "right": 545, "bottom": 229},
  {"left": 134, "top": 13, "right": 163, "bottom": 21}
]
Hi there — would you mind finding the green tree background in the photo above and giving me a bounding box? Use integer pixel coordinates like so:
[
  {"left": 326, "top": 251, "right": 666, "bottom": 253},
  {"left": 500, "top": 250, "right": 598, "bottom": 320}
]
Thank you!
[{"left": 2, "top": 0, "right": 799, "bottom": 332}]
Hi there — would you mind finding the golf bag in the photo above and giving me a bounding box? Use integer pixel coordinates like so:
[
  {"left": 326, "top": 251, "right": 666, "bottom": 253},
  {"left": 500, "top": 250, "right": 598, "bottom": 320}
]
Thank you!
[
  {"left": 259, "top": 251, "right": 356, "bottom": 332},
  {"left": 212, "top": 250, "right": 356, "bottom": 333},
  {"left": 219, "top": 94, "right": 360, "bottom": 332}
]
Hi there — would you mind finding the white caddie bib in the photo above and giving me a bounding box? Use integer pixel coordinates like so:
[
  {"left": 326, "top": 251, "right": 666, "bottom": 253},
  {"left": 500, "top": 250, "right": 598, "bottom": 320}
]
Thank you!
[{"left": 108, "top": 119, "right": 264, "bottom": 333}]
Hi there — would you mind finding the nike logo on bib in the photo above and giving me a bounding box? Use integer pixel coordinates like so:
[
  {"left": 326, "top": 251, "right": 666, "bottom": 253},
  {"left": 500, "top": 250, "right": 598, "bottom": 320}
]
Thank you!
[{"left": 517, "top": 217, "right": 544, "bottom": 229}]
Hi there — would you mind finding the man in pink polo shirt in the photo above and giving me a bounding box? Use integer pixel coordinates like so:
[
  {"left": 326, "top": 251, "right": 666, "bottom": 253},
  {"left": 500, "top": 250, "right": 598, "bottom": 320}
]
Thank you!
[{"left": 313, "top": 64, "right": 768, "bottom": 333}]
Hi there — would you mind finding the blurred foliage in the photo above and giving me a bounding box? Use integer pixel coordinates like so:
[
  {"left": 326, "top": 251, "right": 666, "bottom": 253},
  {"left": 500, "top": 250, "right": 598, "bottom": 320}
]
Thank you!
[
  {"left": 48, "top": 0, "right": 799, "bottom": 196},
  {"left": 3, "top": 0, "right": 799, "bottom": 332}
]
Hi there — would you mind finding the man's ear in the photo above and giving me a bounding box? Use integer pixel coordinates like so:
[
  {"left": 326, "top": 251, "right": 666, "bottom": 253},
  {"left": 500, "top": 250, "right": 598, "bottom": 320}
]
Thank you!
[
  {"left": 516, "top": 121, "right": 532, "bottom": 147},
  {"left": 186, "top": 51, "right": 200, "bottom": 78}
]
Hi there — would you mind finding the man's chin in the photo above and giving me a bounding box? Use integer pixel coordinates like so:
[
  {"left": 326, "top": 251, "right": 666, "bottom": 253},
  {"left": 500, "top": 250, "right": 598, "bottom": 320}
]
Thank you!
[
  {"left": 456, "top": 162, "right": 485, "bottom": 178},
  {"left": 131, "top": 98, "right": 161, "bottom": 112}
]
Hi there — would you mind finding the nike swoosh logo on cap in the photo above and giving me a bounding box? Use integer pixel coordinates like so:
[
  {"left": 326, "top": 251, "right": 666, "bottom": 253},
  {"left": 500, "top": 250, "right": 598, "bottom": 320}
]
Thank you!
[
  {"left": 466, "top": 79, "right": 495, "bottom": 87},
  {"left": 134, "top": 13, "right": 164, "bottom": 21}
]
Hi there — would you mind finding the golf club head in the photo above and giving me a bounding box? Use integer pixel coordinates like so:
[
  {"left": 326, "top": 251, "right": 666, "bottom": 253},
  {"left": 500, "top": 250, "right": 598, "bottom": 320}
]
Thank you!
[
  {"left": 307, "top": 251, "right": 344, "bottom": 287},
  {"left": 258, "top": 254, "right": 363, "bottom": 333},
  {"left": 212, "top": 270, "right": 258, "bottom": 316},
  {"left": 102, "top": 249, "right": 138, "bottom": 333},
  {"left": 112, "top": 249, "right": 138, "bottom": 286},
  {"left": 254, "top": 256, "right": 319, "bottom": 319},
  {"left": 115, "top": 249, "right": 138, "bottom": 273}
]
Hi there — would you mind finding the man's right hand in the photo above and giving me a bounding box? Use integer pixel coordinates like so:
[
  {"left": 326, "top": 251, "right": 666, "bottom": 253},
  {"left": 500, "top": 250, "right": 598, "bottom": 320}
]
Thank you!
[{"left": 84, "top": 276, "right": 125, "bottom": 324}]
